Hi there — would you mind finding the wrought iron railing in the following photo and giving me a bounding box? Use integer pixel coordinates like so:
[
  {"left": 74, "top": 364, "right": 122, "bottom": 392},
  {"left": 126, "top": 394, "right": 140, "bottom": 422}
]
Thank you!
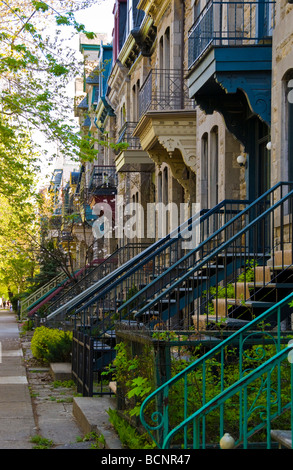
[
  {"left": 188, "top": 1, "right": 276, "bottom": 69},
  {"left": 20, "top": 271, "right": 68, "bottom": 316},
  {"left": 88, "top": 165, "right": 118, "bottom": 194},
  {"left": 139, "top": 69, "right": 195, "bottom": 118},
  {"left": 119, "top": 182, "right": 293, "bottom": 331},
  {"left": 44, "top": 243, "right": 150, "bottom": 326},
  {"left": 117, "top": 121, "right": 141, "bottom": 151},
  {"left": 68, "top": 200, "right": 247, "bottom": 333}
]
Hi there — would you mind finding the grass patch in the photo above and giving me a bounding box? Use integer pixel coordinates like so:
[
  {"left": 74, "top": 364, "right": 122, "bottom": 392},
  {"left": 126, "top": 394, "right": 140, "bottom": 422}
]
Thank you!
[
  {"left": 107, "top": 408, "right": 156, "bottom": 449},
  {"left": 30, "top": 435, "right": 54, "bottom": 449}
]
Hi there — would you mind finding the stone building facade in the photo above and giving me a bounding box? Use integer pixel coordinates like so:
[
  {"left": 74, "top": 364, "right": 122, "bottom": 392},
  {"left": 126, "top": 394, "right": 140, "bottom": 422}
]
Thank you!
[{"left": 71, "top": 0, "right": 293, "bottom": 266}]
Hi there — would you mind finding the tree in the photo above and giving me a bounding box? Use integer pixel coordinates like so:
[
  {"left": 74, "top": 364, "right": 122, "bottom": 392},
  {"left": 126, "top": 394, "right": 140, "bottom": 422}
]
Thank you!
[
  {"left": 36, "top": 186, "right": 96, "bottom": 281},
  {"left": 0, "top": 1, "right": 125, "bottom": 299},
  {"left": 0, "top": 0, "right": 104, "bottom": 163},
  {"left": 0, "top": 193, "right": 38, "bottom": 297}
]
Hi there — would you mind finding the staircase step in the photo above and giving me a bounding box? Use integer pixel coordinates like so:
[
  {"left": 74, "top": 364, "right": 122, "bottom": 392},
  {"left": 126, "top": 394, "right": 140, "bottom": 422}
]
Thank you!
[
  {"left": 245, "top": 301, "right": 276, "bottom": 308},
  {"left": 271, "top": 430, "right": 292, "bottom": 449},
  {"left": 271, "top": 265, "right": 293, "bottom": 270},
  {"left": 176, "top": 287, "right": 194, "bottom": 292},
  {"left": 255, "top": 266, "right": 271, "bottom": 283},
  {"left": 192, "top": 314, "right": 249, "bottom": 331},
  {"left": 274, "top": 250, "right": 293, "bottom": 267},
  {"left": 93, "top": 341, "right": 111, "bottom": 351},
  {"left": 134, "top": 310, "right": 159, "bottom": 318},
  {"left": 248, "top": 282, "right": 293, "bottom": 289}
]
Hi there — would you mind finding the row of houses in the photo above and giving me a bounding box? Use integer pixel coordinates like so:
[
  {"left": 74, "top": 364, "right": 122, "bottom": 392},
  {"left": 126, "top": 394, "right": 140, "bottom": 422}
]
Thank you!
[
  {"left": 33, "top": 0, "right": 293, "bottom": 449},
  {"left": 48, "top": 0, "right": 293, "bottom": 268}
]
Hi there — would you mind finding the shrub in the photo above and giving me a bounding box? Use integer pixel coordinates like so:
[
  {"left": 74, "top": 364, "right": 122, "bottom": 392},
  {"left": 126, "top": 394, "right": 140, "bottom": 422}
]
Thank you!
[
  {"left": 20, "top": 319, "right": 34, "bottom": 333},
  {"left": 31, "top": 326, "right": 72, "bottom": 363}
]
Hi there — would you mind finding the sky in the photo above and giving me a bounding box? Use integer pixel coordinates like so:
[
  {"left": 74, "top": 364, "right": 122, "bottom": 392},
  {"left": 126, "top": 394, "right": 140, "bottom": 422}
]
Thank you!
[{"left": 74, "top": 0, "right": 114, "bottom": 39}]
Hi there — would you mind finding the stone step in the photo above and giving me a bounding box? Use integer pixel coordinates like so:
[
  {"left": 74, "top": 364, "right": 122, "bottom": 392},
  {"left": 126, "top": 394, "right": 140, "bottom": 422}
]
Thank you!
[
  {"left": 72, "top": 396, "right": 122, "bottom": 449},
  {"left": 49, "top": 362, "right": 72, "bottom": 381}
]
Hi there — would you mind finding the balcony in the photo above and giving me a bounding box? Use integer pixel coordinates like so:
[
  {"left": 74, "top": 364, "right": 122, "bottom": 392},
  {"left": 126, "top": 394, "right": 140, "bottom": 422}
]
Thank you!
[
  {"left": 139, "top": 69, "right": 195, "bottom": 118},
  {"left": 187, "top": 1, "right": 276, "bottom": 144},
  {"left": 115, "top": 121, "right": 155, "bottom": 172},
  {"left": 88, "top": 165, "right": 118, "bottom": 196},
  {"left": 117, "top": 121, "right": 141, "bottom": 151},
  {"left": 132, "top": 69, "right": 197, "bottom": 192},
  {"left": 188, "top": 0, "right": 276, "bottom": 69}
]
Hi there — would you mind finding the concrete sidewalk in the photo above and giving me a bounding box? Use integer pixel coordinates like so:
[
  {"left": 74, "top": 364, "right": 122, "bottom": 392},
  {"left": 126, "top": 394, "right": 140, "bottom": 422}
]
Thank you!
[
  {"left": 0, "top": 309, "right": 36, "bottom": 448},
  {"left": 0, "top": 309, "right": 122, "bottom": 450}
]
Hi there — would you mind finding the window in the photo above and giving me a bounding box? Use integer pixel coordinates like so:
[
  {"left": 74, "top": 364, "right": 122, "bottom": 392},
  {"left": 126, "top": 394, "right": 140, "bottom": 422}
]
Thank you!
[
  {"left": 127, "top": 0, "right": 133, "bottom": 36},
  {"left": 282, "top": 71, "right": 293, "bottom": 182},
  {"left": 201, "top": 133, "right": 209, "bottom": 208},
  {"left": 194, "top": 0, "right": 201, "bottom": 21},
  {"left": 210, "top": 126, "right": 219, "bottom": 207}
]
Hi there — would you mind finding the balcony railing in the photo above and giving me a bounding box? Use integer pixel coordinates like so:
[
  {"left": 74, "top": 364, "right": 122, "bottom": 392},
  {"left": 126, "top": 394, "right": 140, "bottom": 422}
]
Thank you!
[
  {"left": 188, "top": 1, "right": 276, "bottom": 69},
  {"left": 139, "top": 69, "right": 195, "bottom": 118},
  {"left": 88, "top": 165, "right": 118, "bottom": 194},
  {"left": 117, "top": 122, "right": 141, "bottom": 151}
]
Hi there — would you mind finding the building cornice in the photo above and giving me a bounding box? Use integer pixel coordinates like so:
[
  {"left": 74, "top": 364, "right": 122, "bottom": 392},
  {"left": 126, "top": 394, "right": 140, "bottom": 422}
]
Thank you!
[{"left": 137, "top": 0, "right": 170, "bottom": 26}]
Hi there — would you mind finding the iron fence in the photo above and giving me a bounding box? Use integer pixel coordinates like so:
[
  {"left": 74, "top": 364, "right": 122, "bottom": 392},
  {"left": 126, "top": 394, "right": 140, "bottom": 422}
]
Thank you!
[
  {"left": 188, "top": 1, "right": 276, "bottom": 69},
  {"left": 72, "top": 329, "right": 115, "bottom": 397},
  {"left": 117, "top": 121, "right": 141, "bottom": 151},
  {"left": 139, "top": 69, "right": 195, "bottom": 118},
  {"left": 88, "top": 165, "right": 118, "bottom": 194},
  {"left": 72, "top": 330, "right": 93, "bottom": 396}
]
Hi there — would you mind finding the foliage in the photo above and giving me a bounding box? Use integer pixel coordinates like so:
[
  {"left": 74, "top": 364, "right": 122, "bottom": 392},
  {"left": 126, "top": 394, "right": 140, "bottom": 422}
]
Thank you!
[
  {"left": 52, "top": 379, "right": 75, "bottom": 388},
  {"left": 31, "top": 325, "right": 72, "bottom": 362},
  {"left": 0, "top": 0, "right": 100, "bottom": 161},
  {"left": 30, "top": 434, "right": 54, "bottom": 449},
  {"left": 0, "top": 190, "right": 39, "bottom": 297},
  {"left": 164, "top": 343, "right": 292, "bottom": 446},
  {"left": 112, "top": 337, "right": 292, "bottom": 447},
  {"left": 106, "top": 341, "right": 155, "bottom": 419},
  {"left": 20, "top": 318, "right": 34, "bottom": 333},
  {"left": 204, "top": 259, "right": 258, "bottom": 316},
  {"left": 107, "top": 408, "right": 156, "bottom": 449},
  {"left": 77, "top": 431, "right": 106, "bottom": 449}
]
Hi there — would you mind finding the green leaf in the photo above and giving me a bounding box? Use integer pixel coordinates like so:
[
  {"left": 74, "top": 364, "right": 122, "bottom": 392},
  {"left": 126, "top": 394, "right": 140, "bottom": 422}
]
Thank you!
[
  {"left": 31, "top": 1, "right": 49, "bottom": 12},
  {"left": 55, "top": 16, "right": 71, "bottom": 26}
]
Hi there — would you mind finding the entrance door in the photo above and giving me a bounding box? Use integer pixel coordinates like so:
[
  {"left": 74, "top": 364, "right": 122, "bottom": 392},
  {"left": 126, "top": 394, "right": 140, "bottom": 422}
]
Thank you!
[{"left": 246, "top": 118, "right": 271, "bottom": 253}]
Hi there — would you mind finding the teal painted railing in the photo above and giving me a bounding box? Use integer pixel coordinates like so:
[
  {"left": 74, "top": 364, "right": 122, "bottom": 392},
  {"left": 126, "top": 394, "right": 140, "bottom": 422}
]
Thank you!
[{"left": 140, "top": 292, "right": 293, "bottom": 449}]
